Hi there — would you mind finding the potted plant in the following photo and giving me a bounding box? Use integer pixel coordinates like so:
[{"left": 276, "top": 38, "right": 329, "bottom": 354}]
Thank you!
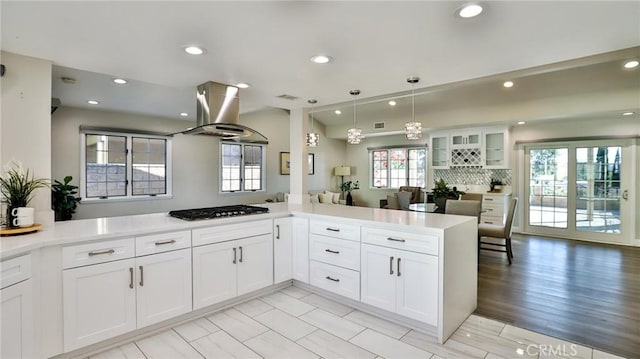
[
  {"left": 0, "top": 161, "right": 49, "bottom": 228},
  {"left": 340, "top": 180, "right": 360, "bottom": 206},
  {"left": 52, "top": 176, "right": 82, "bottom": 221},
  {"left": 431, "top": 178, "right": 465, "bottom": 213}
]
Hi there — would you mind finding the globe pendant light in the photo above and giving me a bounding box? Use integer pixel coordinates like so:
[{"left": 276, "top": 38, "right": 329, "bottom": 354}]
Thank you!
[
  {"left": 404, "top": 77, "right": 422, "bottom": 140},
  {"left": 347, "top": 89, "right": 363, "bottom": 144},
  {"left": 306, "top": 99, "right": 319, "bottom": 147}
]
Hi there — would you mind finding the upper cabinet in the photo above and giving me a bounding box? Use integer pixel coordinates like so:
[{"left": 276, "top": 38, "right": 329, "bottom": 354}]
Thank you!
[{"left": 429, "top": 126, "right": 509, "bottom": 169}]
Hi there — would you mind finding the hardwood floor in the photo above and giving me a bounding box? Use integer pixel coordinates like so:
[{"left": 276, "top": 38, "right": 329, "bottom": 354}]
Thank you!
[{"left": 476, "top": 233, "right": 640, "bottom": 358}]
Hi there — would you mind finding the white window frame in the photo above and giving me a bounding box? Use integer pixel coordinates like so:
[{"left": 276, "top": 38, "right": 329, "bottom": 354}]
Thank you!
[
  {"left": 219, "top": 142, "right": 267, "bottom": 193},
  {"left": 80, "top": 130, "right": 173, "bottom": 203},
  {"left": 369, "top": 147, "right": 427, "bottom": 189}
]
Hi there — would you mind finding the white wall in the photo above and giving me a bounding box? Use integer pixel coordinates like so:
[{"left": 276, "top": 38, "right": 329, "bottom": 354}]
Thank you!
[{"left": 0, "top": 51, "right": 53, "bottom": 224}]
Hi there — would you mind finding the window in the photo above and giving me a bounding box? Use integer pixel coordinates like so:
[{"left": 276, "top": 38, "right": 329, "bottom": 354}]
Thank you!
[
  {"left": 221, "top": 143, "right": 265, "bottom": 192},
  {"left": 370, "top": 147, "right": 426, "bottom": 188},
  {"left": 81, "top": 131, "right": 171, "bottom": 200}
]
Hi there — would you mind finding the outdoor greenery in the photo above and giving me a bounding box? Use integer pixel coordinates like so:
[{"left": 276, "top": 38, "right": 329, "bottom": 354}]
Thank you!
[
  {"left": 0, "top": 161, "right": 49, "bottom": 208},
  {"left": 52, "top": 176, "right": 82, "bottom": 221}
]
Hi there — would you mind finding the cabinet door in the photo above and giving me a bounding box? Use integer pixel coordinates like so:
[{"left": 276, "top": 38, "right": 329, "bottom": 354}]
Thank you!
[
  {"left": 136, "top": 248, "right": 192, "bottom": 327},
  {"left": 395, "top": 250, "right": 438, "bottom": 326},
  {"left": 484, "top": 129, "right": 507, "bottom": 169},
  {"left": 1, "top": 279, "right": 34, "bottom": 359},
  {"left": 237, "top": 234, "right": 274, "bottom": 296},
  {"left": 360, "top": 244, "right": 396, "bottom": 313},
  {"left": 430, "top": 134, "right": 449, "bottom": 169},
  {"left": 193, "top": 241, "right": 237, "bottom": 310},
  {"left": 63, "top": 259, "right": 136, "bottom": 351},
  {"left": 292, "top": 217, "right": 310, "bottom": 283},
  {"left": 274, "top": 217, "right": 293, "bottom": 283}
]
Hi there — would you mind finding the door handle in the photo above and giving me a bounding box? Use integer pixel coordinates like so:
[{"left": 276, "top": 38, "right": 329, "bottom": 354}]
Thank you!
[
  {"left": 276, "top": 224, "right": 280, "bottom": 239},
  {"left": 389, "top": 256, "right": 394, "bottom": 275},
  {"left": 129, "top": 267, "right": 134, "bottom": 289},
  {"left": 622, "top": 190, "right": 629, "bottom": 201},
  {"left": 239, "top": 246, "right": 243, "bottom": 263},
  {"left": 233, "top": 247, "right": 237, "bottom": 264},
  {"left": 155, "top": 239, "right": 176, "bottom": 246},
  {"left": 139, "top": 265, "right": 144, "bottom": 286},
  {"left": 88, "top": 249, "right": 115, "bottom": 257},
  {"left": 397, "top": 258, "right": 401, "bottom": 277}
]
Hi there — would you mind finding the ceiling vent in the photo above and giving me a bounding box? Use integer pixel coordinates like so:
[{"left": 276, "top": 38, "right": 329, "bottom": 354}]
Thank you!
[
  {"left": 374, "top": 122, "right": 385, "bottom": 129},
  {"left": 276, "top": 94, "right": 299, "bottom": 101}
]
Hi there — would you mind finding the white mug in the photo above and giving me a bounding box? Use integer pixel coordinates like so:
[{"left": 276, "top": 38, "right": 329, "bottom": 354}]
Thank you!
[
  {"left": 13, "top": 216, "right": 34, "bottom": 228},
  {"left": 11, "top": 207, "right": 34, "bottom": 217}
]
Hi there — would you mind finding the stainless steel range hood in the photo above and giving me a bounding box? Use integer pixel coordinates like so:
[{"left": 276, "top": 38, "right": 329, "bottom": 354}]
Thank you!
[{"left": 178, "top": 81, "right": 268, "bottom": 143}]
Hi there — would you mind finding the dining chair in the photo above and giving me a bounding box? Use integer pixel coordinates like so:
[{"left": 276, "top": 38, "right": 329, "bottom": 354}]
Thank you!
[
  {"left": 478, "top": 197, "right": 518, "bottom": 264},
  {"left": 445, "top": 199, "right": 482, "bottom": 223}
]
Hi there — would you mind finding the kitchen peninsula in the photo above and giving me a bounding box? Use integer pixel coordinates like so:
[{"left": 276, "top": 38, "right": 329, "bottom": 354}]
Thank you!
[{"left": 0, "top": 203, "right": 477, "bottom": 358}]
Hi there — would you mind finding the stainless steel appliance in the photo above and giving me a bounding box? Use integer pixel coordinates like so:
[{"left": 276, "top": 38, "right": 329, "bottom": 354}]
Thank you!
[{"left": 168, "top": 205, "right": 268, "bottom": 221}]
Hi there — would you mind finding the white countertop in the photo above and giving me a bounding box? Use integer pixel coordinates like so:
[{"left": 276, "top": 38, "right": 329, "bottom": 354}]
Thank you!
[{"left": 0, "top": 203, "right": 475, "bottom": 260}]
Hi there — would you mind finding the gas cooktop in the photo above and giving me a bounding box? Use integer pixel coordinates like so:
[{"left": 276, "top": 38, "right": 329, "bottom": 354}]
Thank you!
[{"left": 168, "top": 205, "right": 269, "bottom": 221}]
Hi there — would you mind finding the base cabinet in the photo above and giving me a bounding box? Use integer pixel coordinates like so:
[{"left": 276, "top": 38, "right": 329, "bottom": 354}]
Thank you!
[
  {"left": 1, "top": 279, "right": 34, "bottom": 359},
  {"left": 193, "top": 234, "right": 273, "bottom": 310},
  {"left": 274, "top": 217, "right": 293, "bottom": 283},
  {"left": 63, "top": 248, "right": 192, "bottom": 352},
  {"left": 292, "top": 217, "right": 310, "bottom": 283},
  {"left": 361, "top": 243, "right": 438, "bottom": 325}
]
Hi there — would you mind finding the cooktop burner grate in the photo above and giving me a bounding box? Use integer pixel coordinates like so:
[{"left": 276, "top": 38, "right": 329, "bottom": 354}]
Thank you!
[{"left": 168, "top": 205, "right": 269, "bottom": 221}]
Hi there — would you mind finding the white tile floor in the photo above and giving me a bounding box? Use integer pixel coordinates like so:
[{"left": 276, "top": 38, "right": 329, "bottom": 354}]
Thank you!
[{"left": 89, "top": 286, "right": 627, "bottom": 359}]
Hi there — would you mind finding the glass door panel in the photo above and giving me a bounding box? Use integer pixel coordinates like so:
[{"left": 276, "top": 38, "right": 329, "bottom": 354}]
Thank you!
[
  {"left": 576, "top": 146, "right": 622, "bottom": 234},
  {"left": 528, "top": 148, "right": 568, "bottom": 228}
]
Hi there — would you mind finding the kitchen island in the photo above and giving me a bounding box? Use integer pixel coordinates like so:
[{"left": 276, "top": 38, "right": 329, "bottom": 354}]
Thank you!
[{"left": 0, "top": 203, "right": 477, "bottom": 358}]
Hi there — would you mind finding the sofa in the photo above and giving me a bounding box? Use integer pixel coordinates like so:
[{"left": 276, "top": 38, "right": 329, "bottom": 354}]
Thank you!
[{"left": 379, "top": 186, "right": 425, "bottom": 210}]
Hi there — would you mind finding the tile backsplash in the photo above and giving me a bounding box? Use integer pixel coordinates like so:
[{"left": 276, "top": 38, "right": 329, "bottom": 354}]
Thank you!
[{"left": 433, "top": 168, "right": 512, "bottom": 186}]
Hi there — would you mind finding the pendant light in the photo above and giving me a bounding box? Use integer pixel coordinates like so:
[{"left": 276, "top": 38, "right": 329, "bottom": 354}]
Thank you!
[
  {"left": 306, "top": 99, "right": 319, "bottom": 147},
  {"left": 404, "top": 77, "right": 422, "bottom": 140},
  {"left": 347, "top": 90, "right": 363, "bottom": 144}
]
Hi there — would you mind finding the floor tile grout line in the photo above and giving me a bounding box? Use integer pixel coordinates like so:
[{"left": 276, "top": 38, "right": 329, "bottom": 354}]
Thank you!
[{"left": 133, "top": 342, "right": 149, "bottom": 359}]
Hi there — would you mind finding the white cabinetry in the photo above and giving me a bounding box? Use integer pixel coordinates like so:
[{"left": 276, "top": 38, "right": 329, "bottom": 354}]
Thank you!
[
  {"left": 62, "top": 232, "right": 192, "bottom": 352},
  {"left": 360, "top": 228, "right": 439, "bottom": 325},
  {"left": 451, "top": 130, "right": 481, "bottom": 148},
  {"left": 480, "top": 193, "right": 512, "bottom": 225},
  {"left": 1, "top": 254, "right": 34, "bottom": 359},
  {"left": 450, "top": 129, "right": 482, "bottom": 167},
  {"left": 274, "top": 217, "right": 293, "bottom": 283},
  {"left": 192, "top": 220, "right": 273, "bottom": 310},
  {"left": 430, "top": 132, "right": 449, "bottom": 169},
  {"left": 292, "top": 217, "right": 310, "bottom": 283},
  {"left": 308, "top": 219, "right": 361, "bottom": 300}
]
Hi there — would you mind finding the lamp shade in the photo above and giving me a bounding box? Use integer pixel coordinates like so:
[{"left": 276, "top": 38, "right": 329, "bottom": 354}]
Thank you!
[{"left": 334, "top": 166, "right": 351, "bottom": 176}]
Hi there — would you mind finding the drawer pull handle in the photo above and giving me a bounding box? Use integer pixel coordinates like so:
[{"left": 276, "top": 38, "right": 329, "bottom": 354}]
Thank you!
[
  {"left": 155, "top": 239, "right": 176, "bottom": 246},
  {"left": 276, "top": 224, "right": 280, "bottom": 239},
  {"left": 390, "top": 256, "right": 394, "bottom": 275},
  {"left": 485, "top": 198, "right": 494, "bottom": 201},
  {"left": 326, "top": 227, "right": 340, "bottom": 232},
  {"left": 325, "top": 276, "right": 340, "bottom": 282},
  {"left": 387, "top": 237, "right": 406, "bottom": 243},
  {"left": 233, "top": 248, "right": 237, "bottom": 264},
  {"left": 485, "top": 221, "right": 494, "bottom": 224},
  {"left": 139, "top": 266, "right": 144, "bottom": 286},
  {"left": 88, "top": 249, "right": 115, "bottom": 257},
  {"left": 129, "top": 267, "right": 134, "bottom": 289},
  {"left": 325, "top": 249, "right": 340, "bottom": 254},
  {"left": 397, "top": 258, "right": 401, "bottom": 277},
  {"left": 239, "top": 246, "right": 243, "bottom": 263}
]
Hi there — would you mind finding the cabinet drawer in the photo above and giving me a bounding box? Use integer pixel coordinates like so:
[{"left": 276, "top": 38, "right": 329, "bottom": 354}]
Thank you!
[
  {"left": 63, "top": 238, "right": 135, "bottom": 269},
  {"left": 136, "top": 230, "right": 191, "bottom": 256},
  {"left": 309, "top": 220, "right": 360, "bottom": 242},
  {"left": 192, "top": 219, "right": 272, "bottom": 246},
  {"left": 309, "top": 260, "right": 360, "bottom": 301},
  {"left": 1, "top": 254, "right": 32, "bottom": 289},
  {"left": 481, "top": 203, "right": 505, "bottom": 217},
  {"left": 309, "top": 234, "right": 360, "bottom": 271},
  {"left": 362, "top": 228, "right": 439, "bottom": 256},
  {"left": 483, "top": 195, "right": 505, "bottom": 205},
  {"left": 480, "top": 215, "right": 504, "bottom": 226}
]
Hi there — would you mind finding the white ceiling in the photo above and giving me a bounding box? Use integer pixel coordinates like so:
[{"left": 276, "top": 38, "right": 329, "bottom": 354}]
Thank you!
[{"left": 2, "top": 1, "right": 639, "bottom": 123}]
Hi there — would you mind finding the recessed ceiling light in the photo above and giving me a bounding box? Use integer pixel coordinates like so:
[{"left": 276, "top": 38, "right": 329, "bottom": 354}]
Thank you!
[
  {"left": 87, "top": 100, "right": 99, "bottom": 105},
  {"left": 457, "top": 3, "right": 483, "bottom": 18},
  {"left": 503, "top": 81, "right": 514, "bottom": 88},
  {"left": 388, "top": 100, "right": 397, "bottom": 106},
  {"left": 310, "top": 55, "right": 333, "bottom": 64},
  {"left": 622, "top": 111, "right": 634, "bottom": 116},
  {"left": 334, "top": 110, "right": 342, "bottom": 115},
  {"left": 184, "top": 46, "right": 204, "bottom": 55},
  {"left": 113, "top": 78, "right": 127, "bottom": 84},
  {"left": 180, "top": 112, "right": 189, "bottom": 117},
  {"left": 517, "top": 121, "right": 526, "bottom": 125},
  {"left": 236, "top": 83, "right": 251, "bottom": 89},
  {"left": 623, "top": 60, "right": 639, "bottom": 69}
]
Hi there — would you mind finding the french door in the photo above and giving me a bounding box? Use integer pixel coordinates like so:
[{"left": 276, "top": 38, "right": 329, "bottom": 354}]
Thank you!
[{"left": 524, "top": 140, "right": 634, "bottom": 245}]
